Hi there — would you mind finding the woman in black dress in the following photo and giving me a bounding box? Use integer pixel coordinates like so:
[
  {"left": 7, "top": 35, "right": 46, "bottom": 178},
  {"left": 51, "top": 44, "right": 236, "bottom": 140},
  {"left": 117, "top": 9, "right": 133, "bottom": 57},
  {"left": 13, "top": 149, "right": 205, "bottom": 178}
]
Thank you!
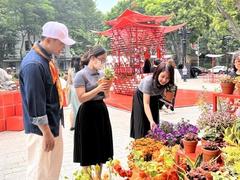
[
  {"left": 73, "top": 45, "right": 113, "bottom": 178},
  {"left": 130, "top": 62, "right": 175, "bottom": 139}
]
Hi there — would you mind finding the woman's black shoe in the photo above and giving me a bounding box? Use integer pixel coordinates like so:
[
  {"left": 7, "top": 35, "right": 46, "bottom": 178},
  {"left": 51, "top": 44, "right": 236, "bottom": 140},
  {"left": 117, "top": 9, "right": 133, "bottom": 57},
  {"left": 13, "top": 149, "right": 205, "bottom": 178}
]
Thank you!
[{"left": 70, "top": 127, "right": 75, "bottom": 131}]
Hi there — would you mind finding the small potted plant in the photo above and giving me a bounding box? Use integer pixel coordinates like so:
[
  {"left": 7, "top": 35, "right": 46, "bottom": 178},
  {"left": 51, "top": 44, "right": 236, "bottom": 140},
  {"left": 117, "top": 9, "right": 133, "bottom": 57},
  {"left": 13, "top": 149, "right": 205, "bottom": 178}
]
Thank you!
[
  {"left": 182, "top": 132, "right": 199, "bottom": 153},
  {"left": 219, "top": 74, "right": 234, "bottom": 94},
  {"left": 98, "top": 67, "right": 115, "bottom": 96},
  {"left": 201, "top": 127, "right": 223, "bottom": 146},
  {"left": 201, "top": 141, "right": 220, "bottom": 162},
  {"left": 164, "top": 84, "right": 177, "bottom": 102},
  {"left": 187, "top": 167, "right": 208, "bottom": 180}
]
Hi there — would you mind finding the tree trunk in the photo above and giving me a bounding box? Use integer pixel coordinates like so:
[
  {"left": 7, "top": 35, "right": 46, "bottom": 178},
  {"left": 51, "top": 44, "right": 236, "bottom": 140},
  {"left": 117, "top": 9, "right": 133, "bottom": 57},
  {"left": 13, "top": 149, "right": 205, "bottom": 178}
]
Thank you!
[
  {"left": 169, "top": 33, "right": 181, "bottom": 64},
  {"left": 20, "top": 32, "right": 26, "bottom": 60},
  {"left": 215, "top": 0, "right": 240, "bottom": 40}
]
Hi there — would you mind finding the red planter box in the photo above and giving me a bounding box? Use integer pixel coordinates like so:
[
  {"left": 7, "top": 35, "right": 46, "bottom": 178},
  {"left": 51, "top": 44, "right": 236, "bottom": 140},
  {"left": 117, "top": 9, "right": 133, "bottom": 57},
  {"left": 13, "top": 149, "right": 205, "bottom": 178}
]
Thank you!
[
  {"left": 0, "top": 91, "right": 15, "bottom": 105},
  {"left": 13, "top": 91, "right": 22, "bottom": 104},
  {"left": 6, "top": 116, "right": 24, "bottom": 131},
  {"left": 0, "top": 106, "right": 4, "bottom": 119},
  {"left": 15, "top": 103, "right": 23, "bottom": 116},
  {"left": 0, "top": 119, "right": 6, "bottom": 132},
  {"left": 3, "top": 105, "right": 15, "bottom": 117}
]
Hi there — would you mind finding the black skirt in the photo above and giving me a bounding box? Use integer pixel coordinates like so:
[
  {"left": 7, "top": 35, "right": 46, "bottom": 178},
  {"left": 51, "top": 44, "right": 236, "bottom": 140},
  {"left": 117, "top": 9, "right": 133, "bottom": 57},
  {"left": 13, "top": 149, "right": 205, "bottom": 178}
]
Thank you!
[
  {"left": 73, "top": 100, "right": 113, "bottom": 166},
  {"left": 130, "top": 89, "right": 160, "bottom": 139}
]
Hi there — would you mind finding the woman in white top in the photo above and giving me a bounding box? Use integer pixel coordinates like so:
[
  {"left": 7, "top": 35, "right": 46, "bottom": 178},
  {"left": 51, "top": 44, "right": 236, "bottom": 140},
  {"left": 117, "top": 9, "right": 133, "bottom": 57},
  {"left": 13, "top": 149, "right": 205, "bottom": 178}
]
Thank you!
[
  {"left": 167, "top": 59, "right": 182, "bottom": 85},
  {"left": 66, "top": 57, "right": 81, "bottom": 130}
]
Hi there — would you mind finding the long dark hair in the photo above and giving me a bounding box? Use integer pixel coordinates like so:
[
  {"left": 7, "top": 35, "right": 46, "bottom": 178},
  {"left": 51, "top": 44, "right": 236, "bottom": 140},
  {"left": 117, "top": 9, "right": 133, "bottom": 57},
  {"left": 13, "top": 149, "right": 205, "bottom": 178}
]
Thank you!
[
  {"left": 80, "top": 45, "right": 106, "bottom": 69},
  {"left": 70, "top": 57, "right": 80, "bottom": 73},
  {"left": 233, "top": 52, "right": 240, "bottom": 72},
  {"left": 152, "top": 62, "right": 174, "bottom": 88}
]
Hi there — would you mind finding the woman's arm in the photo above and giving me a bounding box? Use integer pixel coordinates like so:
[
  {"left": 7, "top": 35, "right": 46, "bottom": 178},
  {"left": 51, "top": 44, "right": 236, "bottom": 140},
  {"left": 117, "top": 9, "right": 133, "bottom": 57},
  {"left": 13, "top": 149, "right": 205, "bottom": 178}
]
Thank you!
[
  {"left": 76, "top": 82, "right": 110, "bottom": 103},
  {"left": 143, "top": 93, "right": 157, "bottom": 128}
]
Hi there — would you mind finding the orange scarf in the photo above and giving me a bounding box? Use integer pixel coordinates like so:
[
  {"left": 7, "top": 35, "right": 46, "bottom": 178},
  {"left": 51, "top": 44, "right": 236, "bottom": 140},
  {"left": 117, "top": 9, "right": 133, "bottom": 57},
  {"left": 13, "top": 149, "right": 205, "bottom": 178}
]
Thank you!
[{"left": 33, "top": 44, "right": 63, "bottom": 108}]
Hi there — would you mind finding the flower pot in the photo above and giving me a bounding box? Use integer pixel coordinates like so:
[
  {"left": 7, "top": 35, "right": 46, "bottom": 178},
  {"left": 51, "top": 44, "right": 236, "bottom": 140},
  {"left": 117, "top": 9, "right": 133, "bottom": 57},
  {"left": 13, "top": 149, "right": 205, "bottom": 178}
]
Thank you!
[
  {"left": 220, "top": 82, "right": 234, "bottom": 94},
  {"left": 205, "top": 172, "right": 213, "bottom": 180},
  {"left": 98, "top": 78, "right": 113, "bottom": 97},
  {"left": 164, "top": 91, "right": 174, "bottom": 102},
  {"left": 201, "top": 147, "right": 220, "bottom": 162},
  {"left": 201, "top": 138, "right": 210, "bottom": 146},
  {"left": 182, "top": 139, "right": 198, "bottom": 153}
]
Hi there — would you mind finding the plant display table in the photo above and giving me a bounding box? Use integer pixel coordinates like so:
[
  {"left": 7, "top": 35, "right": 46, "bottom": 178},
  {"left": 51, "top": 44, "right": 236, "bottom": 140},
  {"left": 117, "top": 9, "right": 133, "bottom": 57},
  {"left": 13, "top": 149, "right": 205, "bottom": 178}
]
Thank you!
[
  {"left": 212, "top": 92, "right": 240, "bottom": 112},
  {"left": 0, "top": 90, "right": 23, "bottom": 132}
]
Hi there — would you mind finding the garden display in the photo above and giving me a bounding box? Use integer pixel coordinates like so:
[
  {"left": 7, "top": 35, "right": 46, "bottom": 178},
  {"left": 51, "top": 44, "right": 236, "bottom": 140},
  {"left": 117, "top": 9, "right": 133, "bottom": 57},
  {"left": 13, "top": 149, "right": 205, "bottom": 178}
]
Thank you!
[{"left": 67, "top": 98, "right": 240, "bottom": 179}]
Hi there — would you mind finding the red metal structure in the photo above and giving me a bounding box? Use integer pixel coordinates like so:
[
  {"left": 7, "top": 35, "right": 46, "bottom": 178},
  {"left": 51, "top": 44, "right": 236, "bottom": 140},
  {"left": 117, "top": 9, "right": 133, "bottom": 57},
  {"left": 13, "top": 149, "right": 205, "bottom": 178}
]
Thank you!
[{"left": 98, "top": 9, "right": 185, "bottom": 95}]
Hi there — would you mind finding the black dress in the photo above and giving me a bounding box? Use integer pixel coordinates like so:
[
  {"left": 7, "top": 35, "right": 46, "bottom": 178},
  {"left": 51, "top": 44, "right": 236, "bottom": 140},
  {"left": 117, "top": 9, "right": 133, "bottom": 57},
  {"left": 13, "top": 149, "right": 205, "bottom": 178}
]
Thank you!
[
  {"left": 130, "top": 89, "right": 161, "bottom": 139},
  {"left": 74, "top": 100, "right": 113, "bottom": 166}
]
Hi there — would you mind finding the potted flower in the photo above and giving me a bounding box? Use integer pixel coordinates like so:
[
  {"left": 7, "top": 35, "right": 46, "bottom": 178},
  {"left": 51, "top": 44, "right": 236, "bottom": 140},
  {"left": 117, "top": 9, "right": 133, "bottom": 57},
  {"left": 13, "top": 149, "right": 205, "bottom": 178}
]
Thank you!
[
  {"left": 182, "top": 132, "right": 199, "bottom": 153},
  {"left": 197, "top": 102, "right": 237, "bottom": 145},
  {"left": 164, "top": 84, "right": 177, "bottom": 102},
  {"left": 201, "top": 127, "right": 223, "bottom": 146},
  {"left": 187, "top": 167, "right": 208, "bottom": 180},
  {"left": 201, "top": 141, "right": 220, "bottom": 162},
  {"left": 98, "top": 67, "right": 115, "bottom": 96},
  {"left": 219, "top": 74, "right": 234, "bottom": 94},
  {"left": 147, "top": 119, "right": 198, "bottom": 147}
]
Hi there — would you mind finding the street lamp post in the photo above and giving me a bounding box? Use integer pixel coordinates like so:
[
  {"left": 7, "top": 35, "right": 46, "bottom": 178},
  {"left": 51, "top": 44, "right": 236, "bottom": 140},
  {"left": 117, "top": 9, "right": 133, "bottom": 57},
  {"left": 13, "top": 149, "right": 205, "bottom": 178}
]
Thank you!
[{"left": 178, "top": 26, "right": 191, "bottom": 80}]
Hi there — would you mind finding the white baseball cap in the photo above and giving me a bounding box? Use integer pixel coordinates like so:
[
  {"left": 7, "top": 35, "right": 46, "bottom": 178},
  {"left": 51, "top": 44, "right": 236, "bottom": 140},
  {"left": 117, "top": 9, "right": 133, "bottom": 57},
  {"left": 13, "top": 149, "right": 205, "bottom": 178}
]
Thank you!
[{"left": 42, "top": 21, "right": 75, "bottom": 46}]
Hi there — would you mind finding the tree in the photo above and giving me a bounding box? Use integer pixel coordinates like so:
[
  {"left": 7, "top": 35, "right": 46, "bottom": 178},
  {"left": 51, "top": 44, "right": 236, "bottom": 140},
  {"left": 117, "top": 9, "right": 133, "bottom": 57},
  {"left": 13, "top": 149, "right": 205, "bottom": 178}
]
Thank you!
[
  {"left": 0, "top": 0, "right": 18, "bottom": 63},
  {"left": 51, "top": 0, "right": 104, "bottom": 55},
  {"left": 6, "top": 0, "right": 55, "bottom": 59}
]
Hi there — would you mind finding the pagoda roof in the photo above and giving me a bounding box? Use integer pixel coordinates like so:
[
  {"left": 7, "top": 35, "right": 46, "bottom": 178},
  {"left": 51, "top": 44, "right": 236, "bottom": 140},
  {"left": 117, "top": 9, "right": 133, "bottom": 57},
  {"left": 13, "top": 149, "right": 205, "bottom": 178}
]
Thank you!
[{"left": 105, "top": 9, "right": 171, "bottom": 26}]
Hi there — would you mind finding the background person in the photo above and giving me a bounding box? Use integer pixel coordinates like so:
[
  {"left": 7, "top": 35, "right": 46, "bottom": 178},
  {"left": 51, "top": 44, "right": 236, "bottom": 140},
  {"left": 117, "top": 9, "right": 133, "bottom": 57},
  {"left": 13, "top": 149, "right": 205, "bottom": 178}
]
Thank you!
[
  {"left": 66, "top": 57, "right": 81, "bottom": 130},
  {"left": 73, "top": 45, "right": 113, "bottom": 179},
  {"left": 167, "top": 59, "right": 182, "bottom": 85},
  {"left": 229, "top": 52, "right": 240, "bottom": 78},
  {"left": 19, "top": 21, "right": 75, "bottom": 180},
  {"left": 130, "top": 62, "right": 175, "bottom": 139},
  {"left": 143, "top": 48, "right": 151, "bottom": 73},
  {"left": 150, "top": 59, "right": 161, "bottom": 73}
]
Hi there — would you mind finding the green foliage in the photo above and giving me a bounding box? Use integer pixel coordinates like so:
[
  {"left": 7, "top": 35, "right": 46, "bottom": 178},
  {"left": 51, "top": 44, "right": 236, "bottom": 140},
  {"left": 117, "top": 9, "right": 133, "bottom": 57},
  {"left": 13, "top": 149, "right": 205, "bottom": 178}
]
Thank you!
[
  {"left": 0, "top": 0, "right": 105, "bottom": 62},
  {"left": 224, "top": 120, "right": 240, "bottom": 146},
  {"left": 104, "top": 67, "right": 115, "bottom": 80},
  {"left": 222, "top": 145, "right": 240, "bottom": 177},
  {"left": 186, "top": 154, "right": 203, "bottom": 170}
]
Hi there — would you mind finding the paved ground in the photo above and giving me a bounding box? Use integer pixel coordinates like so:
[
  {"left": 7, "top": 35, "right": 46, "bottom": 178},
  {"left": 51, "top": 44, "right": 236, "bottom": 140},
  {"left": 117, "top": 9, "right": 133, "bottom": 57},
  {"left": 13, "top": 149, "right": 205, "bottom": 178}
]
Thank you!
[{"left": 0, "top": 77, "right": 216, "bottom": 180}]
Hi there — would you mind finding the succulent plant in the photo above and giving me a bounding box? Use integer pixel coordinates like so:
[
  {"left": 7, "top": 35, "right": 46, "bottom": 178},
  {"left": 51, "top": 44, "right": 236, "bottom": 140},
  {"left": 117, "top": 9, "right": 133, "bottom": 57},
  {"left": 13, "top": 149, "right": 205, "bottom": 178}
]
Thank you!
[
  {"left": 184, "top": 132, "right": 199, "bottom": 141},
  {"left": 104, "top": 67, "right": 115, "bottom": 80}
]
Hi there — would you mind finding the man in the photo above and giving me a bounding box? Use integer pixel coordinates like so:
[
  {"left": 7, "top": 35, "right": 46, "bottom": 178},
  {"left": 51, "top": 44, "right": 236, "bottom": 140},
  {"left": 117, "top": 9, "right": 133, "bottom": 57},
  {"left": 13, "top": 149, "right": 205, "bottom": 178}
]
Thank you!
[
  {"left": 0, "top": 67, "right": 15, "bottom": 90},
  {"left": 19, "top": 21, "right": 75, "bottom": 180},
  {"left": 0, "top": 67, "right": 12, "bottom": 83}
]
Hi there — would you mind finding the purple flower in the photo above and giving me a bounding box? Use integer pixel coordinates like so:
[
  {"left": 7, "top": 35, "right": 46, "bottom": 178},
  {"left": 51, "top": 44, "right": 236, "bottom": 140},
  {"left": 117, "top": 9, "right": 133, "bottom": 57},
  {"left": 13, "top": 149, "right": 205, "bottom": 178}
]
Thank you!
[{"left": 147, "top": 120, "right": 198, "bottom": 146}]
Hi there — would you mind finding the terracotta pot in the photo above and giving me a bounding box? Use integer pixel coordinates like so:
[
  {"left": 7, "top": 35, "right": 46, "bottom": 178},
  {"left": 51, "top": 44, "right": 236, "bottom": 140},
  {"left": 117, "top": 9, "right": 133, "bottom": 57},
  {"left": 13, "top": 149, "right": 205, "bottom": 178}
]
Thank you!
[
  {"left": 98, "top": 78, "right": 113, "bottom": 97},
  {"left": 164, "top": 91, "right": 174, "bottom": 102},
  {"left": 182, "top": 139, "right": 198, "bottom": 153},
  {"left": 201, "top": 147, "right": 220, "bottom": 162},
  {"left": 98, "top": 78, "right": 113, "bottom": 86},
  {"left": 205, "top": 172, "right": 213, "bottom": 180},
  {"left": 201, "top": 138, "right": 209, "bottom": 146},
  {"left": 220, "top": 82, "right": 234, "bottom": 94}
]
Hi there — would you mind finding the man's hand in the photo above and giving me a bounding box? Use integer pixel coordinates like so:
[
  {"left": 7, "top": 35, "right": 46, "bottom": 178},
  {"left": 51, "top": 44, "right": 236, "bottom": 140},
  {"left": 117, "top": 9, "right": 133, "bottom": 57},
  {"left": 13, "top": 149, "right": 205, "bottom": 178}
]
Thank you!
[
  {"left": 42, "top": 131, "right": 55, "bottom": 152},
  {"left": 38, "top": 124, "right": 55, "bottom": 152}
]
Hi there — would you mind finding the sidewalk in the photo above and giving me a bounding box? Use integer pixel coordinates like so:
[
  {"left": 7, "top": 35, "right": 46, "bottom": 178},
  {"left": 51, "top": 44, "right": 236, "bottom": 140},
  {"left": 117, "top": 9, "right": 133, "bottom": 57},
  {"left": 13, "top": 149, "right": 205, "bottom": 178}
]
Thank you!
[{"left": 0, "top": 77, "right": 216, "bottom": 180}]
